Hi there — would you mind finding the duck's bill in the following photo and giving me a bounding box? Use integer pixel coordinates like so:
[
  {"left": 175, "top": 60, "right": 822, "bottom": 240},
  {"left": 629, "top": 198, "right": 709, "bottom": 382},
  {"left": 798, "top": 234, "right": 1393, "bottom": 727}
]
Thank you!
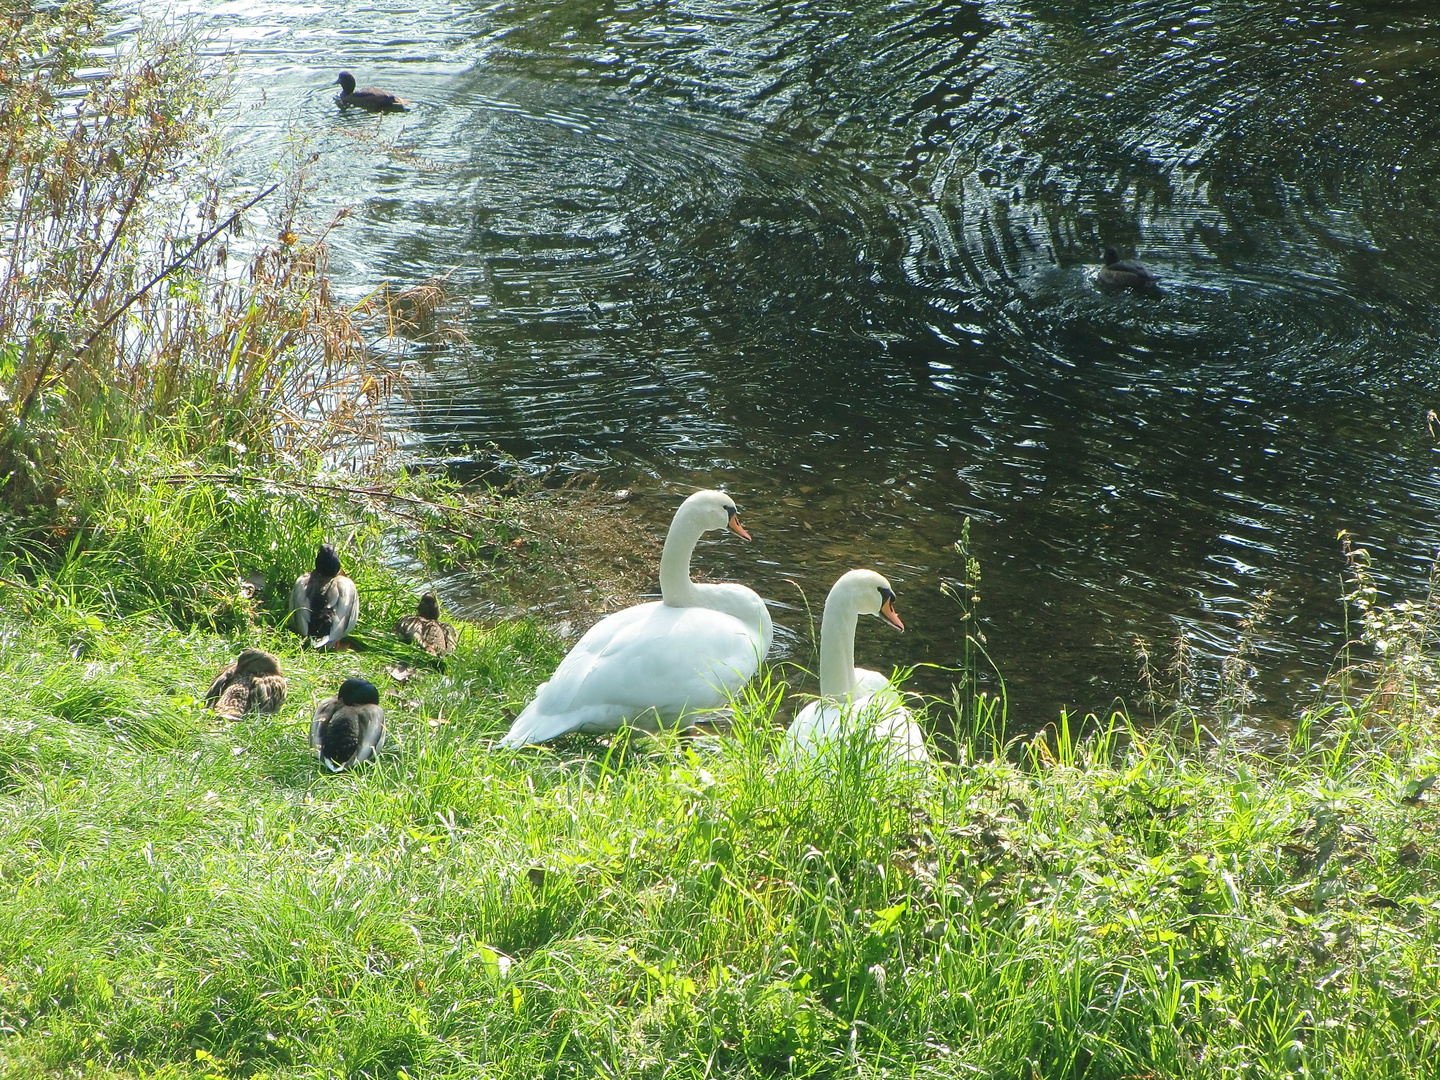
[
  {"left": 881, "top": 596, "right": 905, "bottom": 632},
  {"left": 728, "top": 514, "right": 752, "bottom": 541}
]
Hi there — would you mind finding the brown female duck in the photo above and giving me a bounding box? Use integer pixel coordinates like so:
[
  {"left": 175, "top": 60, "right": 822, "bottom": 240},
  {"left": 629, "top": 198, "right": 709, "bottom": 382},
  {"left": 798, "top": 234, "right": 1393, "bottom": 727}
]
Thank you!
[{"left": 396, "top": 592, "right": 458, "bottom": 656}]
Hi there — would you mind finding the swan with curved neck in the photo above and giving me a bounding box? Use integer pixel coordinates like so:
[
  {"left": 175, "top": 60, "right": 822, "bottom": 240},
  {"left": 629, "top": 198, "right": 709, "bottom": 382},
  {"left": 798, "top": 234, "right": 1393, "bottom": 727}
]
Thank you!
[
  {"left": 785, "top": 569, "right": 928, "bottom": 762},
  {"left": 500, "top": 489, "right": 772, "bottom": 747}
]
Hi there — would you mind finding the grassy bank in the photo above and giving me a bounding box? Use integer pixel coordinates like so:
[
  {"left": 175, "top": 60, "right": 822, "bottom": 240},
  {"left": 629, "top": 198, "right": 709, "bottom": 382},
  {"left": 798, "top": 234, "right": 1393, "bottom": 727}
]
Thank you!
[
  {"left": 0, "top": 460, "right": 1438, "bottom": 1078},
  {"left": 2, "top": 561, "right": 1440, "bottom": 1078}
]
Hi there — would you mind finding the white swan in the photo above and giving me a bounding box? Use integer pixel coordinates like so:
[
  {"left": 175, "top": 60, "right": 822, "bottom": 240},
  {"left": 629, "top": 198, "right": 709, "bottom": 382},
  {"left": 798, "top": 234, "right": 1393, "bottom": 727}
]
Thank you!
[
  {"left": 500, "top": 489, "right": 772, "bottom": 747},
  {"left": 784, "top": 569, "right": 928, "bottom": 763}
]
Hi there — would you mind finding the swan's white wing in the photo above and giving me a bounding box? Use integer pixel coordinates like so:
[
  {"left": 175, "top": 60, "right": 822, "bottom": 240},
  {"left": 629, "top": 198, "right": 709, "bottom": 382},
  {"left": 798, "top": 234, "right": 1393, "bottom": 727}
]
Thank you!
[
  {"left": 851, "top": 667, "right": 890, "bottom": 697},
  {"left": 784, "top": 681, "right": 929, "bottom": 764},
  {"left": 501, "top": 602, "right": 764, "bottom": 747},
  {"left": 784, "top": 699, "right": 843, "bottom": 754},
  {"left": 867, "top": 691, "right": 930, "bottom": 763},
  {"left": 696, "top": 583, "right": 773, "bottom": 659},
  {"left": 785, "top": 666, "right": 887, "bottom": 754}
]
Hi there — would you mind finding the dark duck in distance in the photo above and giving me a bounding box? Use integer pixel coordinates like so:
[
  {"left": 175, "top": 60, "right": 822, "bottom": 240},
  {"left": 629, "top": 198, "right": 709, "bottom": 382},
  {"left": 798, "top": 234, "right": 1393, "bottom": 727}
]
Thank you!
[
  {"left": 333, "top": 72, "right": 410, "bottom": 113},
  {"left": 205, "top": 649, "right": 287, "bottom": 720},
  {"left": 396, "top": 592, "right": 458, "bottom": 656},
  {"left": 1097, "top": 246, "right": 1159, "bottom": 290},
  {"left": 291, "top": 543, "right": 359, "bottom": 650},
  {"left": 310, "top": 678, "right": 386, "bottom": 772}
]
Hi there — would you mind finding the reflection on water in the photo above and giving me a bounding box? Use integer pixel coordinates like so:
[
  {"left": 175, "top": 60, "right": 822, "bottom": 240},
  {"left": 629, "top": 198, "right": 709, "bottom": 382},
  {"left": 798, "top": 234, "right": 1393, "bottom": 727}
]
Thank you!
[{"left": 137, "top": 0, "right": 1440, "bottom": 728}]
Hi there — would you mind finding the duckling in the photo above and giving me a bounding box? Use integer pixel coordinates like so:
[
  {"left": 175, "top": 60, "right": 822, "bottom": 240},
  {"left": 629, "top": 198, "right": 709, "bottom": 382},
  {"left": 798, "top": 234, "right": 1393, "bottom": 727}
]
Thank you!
[
  {"left": 396, "top": 592, "right": 458, "bottom": 656},
  {"left": 205, "top": 649, "right": 287, "bottom": 720},
  {"left": 310, "top": 678, "right": 386, "bottom": 772},
  {"left": 291, "top": 543, "right": 359, "bottom": 650},
  {"left": 1097, "top": 246, "right": 1159, "bottom": 290},
  {"left": 333, "top": 72, "right": 410, "bottom": 113}
]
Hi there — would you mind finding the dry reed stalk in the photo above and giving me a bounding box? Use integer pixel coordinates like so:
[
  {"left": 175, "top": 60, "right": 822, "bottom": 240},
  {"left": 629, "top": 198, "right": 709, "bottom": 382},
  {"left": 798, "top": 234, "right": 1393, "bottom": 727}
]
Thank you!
[{"left": 0, "top": 7, "right": 411, "bottom": 510}]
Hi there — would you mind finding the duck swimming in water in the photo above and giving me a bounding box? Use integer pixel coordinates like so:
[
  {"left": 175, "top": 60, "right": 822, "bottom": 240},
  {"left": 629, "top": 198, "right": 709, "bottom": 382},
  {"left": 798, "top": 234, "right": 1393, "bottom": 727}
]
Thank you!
[
  {"left": 333, "top": 72, "right": 410, "bottom": 113},
  {"left": 205, "top": 649, "right": 287, "bottom": 720},
  {"left": 1097, "top": 246, "right": 1159, "bottom": 290},
  {"left": 310, "top": 678, "right": 386, "bottom": 772},
  {"left": 291, "top": 544, "right": 359, "bottom": 650},
  {"left": 396, "top": 592, "right": 458, "bottom": 656}
]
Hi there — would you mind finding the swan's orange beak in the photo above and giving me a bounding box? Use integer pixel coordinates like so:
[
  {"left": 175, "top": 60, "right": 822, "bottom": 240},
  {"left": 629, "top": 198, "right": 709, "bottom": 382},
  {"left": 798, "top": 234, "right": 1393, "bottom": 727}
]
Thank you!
[
  {"left": 880, "top": 595, "right": 905, "bottom": 632},
  {"left": 728, "top": 513, "right": 752, "bottom": 541}
]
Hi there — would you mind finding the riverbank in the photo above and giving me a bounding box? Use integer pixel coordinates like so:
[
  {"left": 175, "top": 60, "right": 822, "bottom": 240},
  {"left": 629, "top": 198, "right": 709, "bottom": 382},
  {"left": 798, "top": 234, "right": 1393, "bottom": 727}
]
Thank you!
[
  {"left": 0, "top": 444, "right": 1437, "bottom": 1078},
  {"left": 2, "top": 522, "right": 1439, "bottom": 1077}
]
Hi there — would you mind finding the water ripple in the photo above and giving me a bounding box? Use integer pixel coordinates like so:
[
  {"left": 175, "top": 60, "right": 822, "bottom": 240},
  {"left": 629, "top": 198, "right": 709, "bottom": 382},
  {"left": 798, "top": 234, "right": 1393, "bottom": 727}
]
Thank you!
[{"left": 124, "top": 0, "right": 1440, "bottom": 725}]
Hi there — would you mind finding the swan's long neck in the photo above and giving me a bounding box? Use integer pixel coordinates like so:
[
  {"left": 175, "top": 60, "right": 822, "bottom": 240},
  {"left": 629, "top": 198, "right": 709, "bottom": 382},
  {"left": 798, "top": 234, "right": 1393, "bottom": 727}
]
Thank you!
[
  {"left": 658, "top": 505, "right": 707, "bottom": 607},
  {"left": 818, "top": 595, "right": 861, "bottom": 699}
]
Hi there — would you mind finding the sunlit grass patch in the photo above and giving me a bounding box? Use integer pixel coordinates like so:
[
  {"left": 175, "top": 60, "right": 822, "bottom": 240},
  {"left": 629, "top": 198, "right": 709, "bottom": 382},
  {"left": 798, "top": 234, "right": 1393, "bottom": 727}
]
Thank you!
[{"left": 3, "top": 589, "right": 1440, "bottom": 1077}]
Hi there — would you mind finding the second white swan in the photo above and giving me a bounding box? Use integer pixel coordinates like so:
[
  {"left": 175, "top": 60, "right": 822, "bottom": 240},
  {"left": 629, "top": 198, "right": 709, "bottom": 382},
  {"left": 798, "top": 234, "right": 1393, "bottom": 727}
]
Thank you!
[
  {"left": 784, "top": 568, "right": 928, "bottom": 763},
  {"left": 499, "top": 489, "right": 772, "bottom": 747}
]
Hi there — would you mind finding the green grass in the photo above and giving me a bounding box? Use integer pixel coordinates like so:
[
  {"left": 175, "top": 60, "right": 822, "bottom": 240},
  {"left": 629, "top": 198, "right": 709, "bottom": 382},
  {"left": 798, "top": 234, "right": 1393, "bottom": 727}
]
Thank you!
[{"left": 2, "top": 574, "right": 1439, "bottom": 1078}]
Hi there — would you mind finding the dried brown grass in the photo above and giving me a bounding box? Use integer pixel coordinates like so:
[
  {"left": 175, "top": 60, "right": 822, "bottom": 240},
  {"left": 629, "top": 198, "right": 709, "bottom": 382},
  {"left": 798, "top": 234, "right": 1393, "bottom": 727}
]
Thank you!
[{"left": 0, "top": 4, "right": 400, "bottom": 510}]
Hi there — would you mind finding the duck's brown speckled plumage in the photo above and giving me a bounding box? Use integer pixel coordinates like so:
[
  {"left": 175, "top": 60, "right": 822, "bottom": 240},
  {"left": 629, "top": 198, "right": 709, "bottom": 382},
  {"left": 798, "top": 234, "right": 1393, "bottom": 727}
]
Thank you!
[
  {"left": 205, "top": 649, "right": 288, "bottom": 720},
  {"left": 396, "top": 592, "right": 458, "bottom": 656}
]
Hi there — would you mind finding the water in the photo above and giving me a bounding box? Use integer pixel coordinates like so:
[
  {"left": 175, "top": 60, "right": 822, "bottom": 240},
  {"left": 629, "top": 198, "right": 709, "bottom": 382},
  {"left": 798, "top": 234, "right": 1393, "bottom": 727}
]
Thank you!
[{"left": 130, "top": 0, "right": 1440, "bottom": 729}]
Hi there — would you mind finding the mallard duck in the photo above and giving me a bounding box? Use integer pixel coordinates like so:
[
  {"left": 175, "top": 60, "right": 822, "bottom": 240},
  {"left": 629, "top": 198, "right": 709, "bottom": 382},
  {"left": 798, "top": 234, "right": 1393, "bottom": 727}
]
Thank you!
[
  {"left": 204, "top": 649, "right": 287, "bottom": 720},
  {"left": 1097, "top": 246, "right": 1159, "bottom": 290},
  {"left": 291, "top": 544, "right": 359, "bottom": 650},
  {"left": 784, "top": 569, "right": 928, "bottom": 763},
  {"left": 310, "top": 677, "right": 386, "bottom": 771},
  {"left": 499, "top": 489, "right": 772, "bottom": 747},
  {"left": 333, "top": 72, "right": 410, "bottom": 113},
  {"left": 396, "top": 592, "right": 458, "bottom": 656}
]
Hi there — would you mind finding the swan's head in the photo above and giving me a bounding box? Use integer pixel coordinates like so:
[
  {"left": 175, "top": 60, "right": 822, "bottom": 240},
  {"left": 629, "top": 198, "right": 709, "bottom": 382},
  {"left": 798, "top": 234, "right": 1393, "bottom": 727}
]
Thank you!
[
  {"left": 831, "top": 568, "right": 905, "bottom": 632},
  {"left": 337, "top": 678, "right": 381, "bottom": 708},
  {"left": 679, "top": 489, "right": 751, "bottom": 541}
]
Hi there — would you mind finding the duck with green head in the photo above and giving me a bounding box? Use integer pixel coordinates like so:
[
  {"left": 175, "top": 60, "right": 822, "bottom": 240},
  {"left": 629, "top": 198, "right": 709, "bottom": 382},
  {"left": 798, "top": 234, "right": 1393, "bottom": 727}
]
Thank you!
[
  {"left": 310, "top": 678, "right": 386, "bottom": 772},
  {"left": 291, "top": 543, "right": 359, "bottom": 650}
]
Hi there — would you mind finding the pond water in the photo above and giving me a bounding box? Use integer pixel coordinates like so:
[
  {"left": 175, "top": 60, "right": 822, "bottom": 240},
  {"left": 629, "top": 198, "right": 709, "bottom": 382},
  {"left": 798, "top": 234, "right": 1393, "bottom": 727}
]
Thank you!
[{"left": 131, "top": 0, "right": 1440, "bottom": 730}]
